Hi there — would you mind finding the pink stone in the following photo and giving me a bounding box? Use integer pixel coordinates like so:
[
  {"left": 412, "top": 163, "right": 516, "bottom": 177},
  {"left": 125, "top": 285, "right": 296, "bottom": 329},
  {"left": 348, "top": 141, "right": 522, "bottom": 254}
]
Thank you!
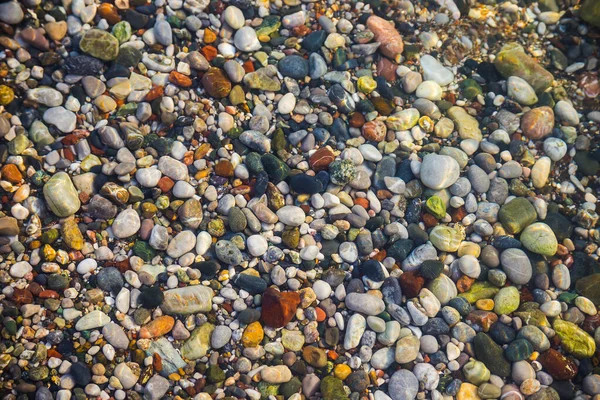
[
  {"left": 367, "top": 16, "right": 404, "bottom": 62},
  {"left": 139, "top": 219, "right": 154, "bottom": 241}
]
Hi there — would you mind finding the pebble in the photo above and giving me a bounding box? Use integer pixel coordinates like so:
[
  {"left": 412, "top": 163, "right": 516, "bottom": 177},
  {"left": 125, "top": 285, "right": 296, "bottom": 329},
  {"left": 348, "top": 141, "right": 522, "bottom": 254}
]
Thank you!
[
  {"left": 43, "top": 107, "right": 77, "bottom": 132},
  {"left": 389, "top": 369, "right": 419, "bottom": 400},
  {"left": 224, "top": 6, "right": 245, "bottom": 29},
  {"left": 420, "top": 153, "right": 460, "bottom": 190},
  {"left": 420, "top": 54, "right": 455, "bottom": 86},
  {"left": 0, "top": 1, "right": 597, "bottom": 399}
]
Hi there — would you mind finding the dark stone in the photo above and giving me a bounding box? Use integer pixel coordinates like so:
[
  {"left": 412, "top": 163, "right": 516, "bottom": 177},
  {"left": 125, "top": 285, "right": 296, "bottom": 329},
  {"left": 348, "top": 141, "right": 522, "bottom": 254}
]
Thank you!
[
  {"left": 381, "top": 277, "right": 402, "bottom": 305},
  {"left": 35, "top": 387, "right": 53, "bottom": 400},
  {"left": 331, "top": 117, "right": 350, "bottom": 140},
  {"left": 551, "top": 381, "right": 576, "bottom": 400},
  {"left": 346, "top": 278, "right": 365, "bottom": 294},
  {"left": 373, "top": 157, "right": 396, "bottom": 190},
  {"left": 245, "top": 152, "right": 264, "bottom": 175},
  {"left": 359, "top": 259, "right": 386, "bottom": 282},
  {"left": 47, "top": 274, "right": 70, "bottom": 290},
  {"left": 407, "top": 223, "right": 428, "bottom": 245},
  {"left": 96, "top": 267, "right": 124, "bottom": 294},
  {"left": 63, "top": 55, "right": 104, "bottom": 75},
  {"left": 124, "top": 9, "right": 150, "bottom": 29},
  {"left": 574, "top": 152, "right": 599, "bottom": 176},
  {"left": 70, "top": 362, "right": 91, "bottom": 386},
  {"left": 422, "top": 318, "right": 450, "bottom": 335},
  {"left": 104, "top": 63, "right": 131, "bottom": 80},
  {"left": 489, "top": 322, "right": 516, "bottom": 345},
  {"left": 429, "top": 351, "right": 449, "bottom": 365},
  {"left": 396, "top": 160, "right": 414, "bottom": 182},
  {"left": 325, "top": 327, "right": 340, "bottom": 347},
  {"left": 289, "top": 174, "right": 324, "bottom": 194},
  {"left": 320, "top": 240, "right": 340, "bottom": 257},
  {"left": 420, "top": 260, "right": 444, "bottom": 280},
  {"left": 493, "top": 235, "right": 522, "bottom": 249},
  {"left": 356, "top": 231, "right": 374, "bottom": 255},
  {"left": 278, "top": 55, "right": 309, "bottom": 79},
  {"left": 255, "top": 171, "right": 269, "bottom": 196},
  {"left": 233, "top": 274, "right": 267, "bottom": 294},
  {"left": 280, "top": 377, "right": 302, "bottom": 398},
  {"left": 544, "top": 212, "right": 573, "bottom": 242},
  {"left": 371, "top": 229, "right": 387, "bottom": 250},
  {"left": 405, "top": 199, "right": 422, "bottom": 224},
  {"left": 570, "top": 252, "right": 600, "bottom": 288},
  {"left": 261, "top": 154, "right": 290, "bottom": 183},
  {"left": 302, "top": 30, "right": 327, "bottom": 52},
  {"left": 115, "top": 46, "right": 143, "bottom": 67},
  {"left": 194, "top": 260, "right": 221, "bottom": 280},
  {"left": 448, "top": 297, "right": 472, "bottom": 317},
  {"left": 364, "top": 216, "right": 384, "bottom": 231},
  {"left": 87, "top": 195, "right": 118, "bottom": 220},
  {"left": 387, "top": 239, "right": 414, "bottom": 261},
  {"left": 327, "top": 84, "right": 355, "bottom": 113},
  {"left": 238, "top": 308, "right": 261, "bottom": 325},
  {"left": 473, "top": 332, "right": 512, "bottom": 377},
  {"left": 346, "top": 371, "right": 369, "bottom": 392},
  {"left": 138, "top": 285, "right": 164, "bottom": 309},
  {"left": 322, "top": 268, "right": 346, "bottom": 287}
]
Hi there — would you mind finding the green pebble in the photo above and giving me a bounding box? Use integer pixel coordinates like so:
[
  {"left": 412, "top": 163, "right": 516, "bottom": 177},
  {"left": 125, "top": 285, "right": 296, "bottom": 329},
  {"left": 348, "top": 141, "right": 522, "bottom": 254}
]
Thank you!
[
  {"left": 206, "top": 365, "right": 226, "bottom": 383},
  {"left": 463, "top": 359, "right": 490, "bottom": 385},
  {"left": 261, "top": 153, "right": 290, "bottom": 182},
  {"left": 112, "top": 21, "right": 132, "bottom": 43},
  {"left": 553, "top": 319, "right": 596, "bottom": 358},
  {"left": 41, "top": 228, "right": 60, "bottom": 244},
  {"left": 459, "top": 79, "right": 483, "bottom": 100},
  {"left": 257, "top": 381, "right": 279, "bottom": 400},
  {"left": 505, "top": 338, "right": 533, "bottom": 362},
  {"left": 459, "top": 281, "right": 499, "bottom": 304},
  {"left": 498, "top": 197, "right": 537, "bottom": 234},
  {"left": 494, "top": 286, "right": 520, "bottom": 315},
  {"left": 426, "top": 195, "right": 446, "bottom": 219},
  {"left": 132, "top": 240, "right": 156, "bottom": 261},
  {"left": 320, "top": 376, "right": 349, "bottom": 400},
  {"left": 473, "top": 332, "right": 512, "bottom": 377}
]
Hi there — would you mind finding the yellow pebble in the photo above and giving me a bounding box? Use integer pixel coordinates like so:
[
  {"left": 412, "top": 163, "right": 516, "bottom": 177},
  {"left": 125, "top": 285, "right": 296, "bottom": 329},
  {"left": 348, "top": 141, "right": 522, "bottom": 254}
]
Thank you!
[
  {"left": 0, "top": 85, "right": 14, "bottom": 106},
  {"left": 333, "top": 364, "right": 352, "bottom": 380},
  {"left": 297, "top": 194, "right": 311, "bottom": 203},
  {"left": 241, "top": 321, "right": 264, "bottom": 348},
  {"left": 195, "top": 169, "right": 210, "bottom": 179},
  {"left": 475, "top": 299, "right": 494, "bottom": 311},
  {"left": 457, "top": 382, "right": 481, "bottom": 400},
  {"left": 357, "top": 76, "right": 377, "bottom": 94},
  {"left": 458, "top": 241, "right": 481, "bottom": 257},
  {"left": 529, "top": 351, "right": 539, "bottom": 361}
]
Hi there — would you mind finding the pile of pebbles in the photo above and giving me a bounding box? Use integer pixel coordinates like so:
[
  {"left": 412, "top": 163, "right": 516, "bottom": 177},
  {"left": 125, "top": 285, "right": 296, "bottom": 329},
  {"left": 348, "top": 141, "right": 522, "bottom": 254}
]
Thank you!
[{"left": 0, "top": 0, "right": 600, "bottom": 399}]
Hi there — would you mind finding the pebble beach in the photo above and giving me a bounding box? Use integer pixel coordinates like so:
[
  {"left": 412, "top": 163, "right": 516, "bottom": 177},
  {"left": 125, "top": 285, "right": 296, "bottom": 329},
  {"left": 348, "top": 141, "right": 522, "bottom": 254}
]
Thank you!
[{"left": 0, "top": 0, "right": 600, "bottom": 399}]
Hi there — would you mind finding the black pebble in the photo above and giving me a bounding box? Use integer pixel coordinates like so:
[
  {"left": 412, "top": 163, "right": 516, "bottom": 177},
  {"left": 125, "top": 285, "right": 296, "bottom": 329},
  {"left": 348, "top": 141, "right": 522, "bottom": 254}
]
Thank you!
[
  {"left": 194, "top": 259, "right": 221, "bottom": 280},
  {"left": 70, "top": 362, "right": 92, "bottom": 386},
  {"left": 138, "top": 286, "right": 164, "bottom": 309},
  {"left": 289, "top": 174, "right": 324, "bottom": 195}
]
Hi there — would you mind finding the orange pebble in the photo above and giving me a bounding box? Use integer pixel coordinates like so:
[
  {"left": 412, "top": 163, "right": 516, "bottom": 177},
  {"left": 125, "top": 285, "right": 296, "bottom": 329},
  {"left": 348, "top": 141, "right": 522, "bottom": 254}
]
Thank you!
[
  {"left": 354, "top": 197, "right": 369, "bottom": 210},
  {"left": 145, "top": 85, "right": 164, "bottom": 101},
  {"left": 98, "top": 3, "right": 121, "bottom": 25},
  {"left": 315, "top": 307, "right": 326, "bottom": 322},
  {"left": 139, "top": 316, "right": 175, "bottom": 339},
  {"left": 169, "top": 71, "right": 193, "bottom": 87},
  {"left": 201, "top": 46, "right": 218, "bottom": 61},
  {"left": 203, "top": 29, "right": 217, "bottom": 43},
  {"left": 242, "top": 60, "right": 255, "bottom": 73}
]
